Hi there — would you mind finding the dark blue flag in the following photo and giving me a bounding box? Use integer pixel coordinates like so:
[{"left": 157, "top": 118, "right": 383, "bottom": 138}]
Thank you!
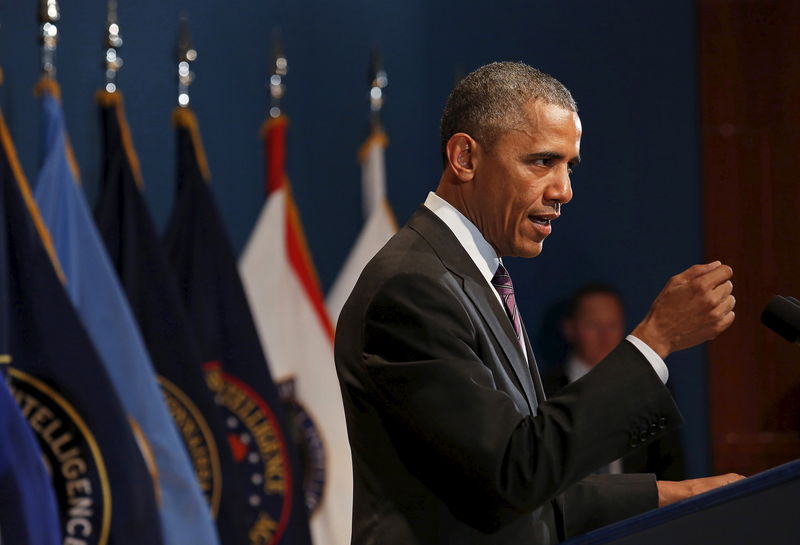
[
  {"left": 164, "top": 106, "right": 312, "bottom": 545},
  {"left": 93, "top": 90, "right": 248, "bottom": 545},
  {"left": 0, "top": 110, "right": 60, "bottom": 545},
  {"left": 0, "top": 98, "right": 164, "bottom": 545}
]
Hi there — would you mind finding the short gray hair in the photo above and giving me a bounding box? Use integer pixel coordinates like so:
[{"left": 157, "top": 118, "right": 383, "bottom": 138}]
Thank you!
[{"left": 439, "top": 61, "right": 577, "bottom": 164}]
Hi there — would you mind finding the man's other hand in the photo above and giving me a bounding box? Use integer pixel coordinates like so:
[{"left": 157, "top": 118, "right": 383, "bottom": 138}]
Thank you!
[
  {"left": 631, "top": 261, "right": 735, "bottom": 359},
  {"left": 657, "top": 473, "right": 746, "bottom": 507}
]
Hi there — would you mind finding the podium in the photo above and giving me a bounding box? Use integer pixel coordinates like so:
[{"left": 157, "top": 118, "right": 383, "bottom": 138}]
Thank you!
[{"left": 563, "top": 459, "right": 800, "bottom": 544}]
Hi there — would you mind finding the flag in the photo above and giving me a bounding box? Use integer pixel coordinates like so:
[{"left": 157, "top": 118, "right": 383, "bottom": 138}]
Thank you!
[
  {"left": 0, "top": 103, "right": 164, "bottom": 545},
  {"left": 326, "top": 124, "right": 397, "bottom": 323},
  {"left": 93, "top": 90, "right": 248, "bottom": 545},
  {"left": 0, "top": 119, "right": 60, "bottom": 544},
  {"left": 32, "top": 78, "right": 219, "bottom": 545},
  {"left": 239, "top": 114, "right": 352, "bottom": 545},
  {"left": 163, "top": 106, "right": 312, "bottom": 545}
]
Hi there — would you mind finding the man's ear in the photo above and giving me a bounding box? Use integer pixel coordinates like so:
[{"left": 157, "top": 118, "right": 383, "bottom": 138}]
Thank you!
[{"left": 445, "top": 133, "right": 478, "bottom": 182}]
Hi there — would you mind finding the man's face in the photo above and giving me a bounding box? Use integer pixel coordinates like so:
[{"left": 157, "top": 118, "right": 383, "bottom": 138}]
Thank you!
[
  {"left": 469, "top": 100, "right": 581, "bottom": 258},
  {"left": 565, "top": 293, "right": 625, "bottom": 367}
]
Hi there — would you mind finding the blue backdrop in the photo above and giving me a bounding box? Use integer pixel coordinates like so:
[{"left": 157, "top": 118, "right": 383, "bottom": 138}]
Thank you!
[{"left": 0, "top": 0, "right": 707, "bottom": 477}]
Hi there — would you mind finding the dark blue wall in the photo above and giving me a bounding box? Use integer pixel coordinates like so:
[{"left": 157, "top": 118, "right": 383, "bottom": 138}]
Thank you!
[{"left": 0, "top": 1, "right": 707, "bottom": 477}]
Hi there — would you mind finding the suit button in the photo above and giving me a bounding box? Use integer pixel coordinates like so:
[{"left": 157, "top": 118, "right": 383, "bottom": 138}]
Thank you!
[
  {"left": 639, "top": 430, "right": 649, "bottom": 442},
  {"left": 649, "top": 423, "right": 659, "bottom": 436},
  {"left": 658, "top": 417, "right": 667, "bottom": 429}
]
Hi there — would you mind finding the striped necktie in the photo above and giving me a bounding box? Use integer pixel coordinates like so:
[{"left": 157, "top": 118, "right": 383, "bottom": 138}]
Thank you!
[{"left": 491, "top": 263, "right": 522, "bottom": 343}]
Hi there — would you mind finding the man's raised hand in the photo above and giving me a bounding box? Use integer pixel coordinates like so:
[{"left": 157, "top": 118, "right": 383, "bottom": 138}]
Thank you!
[{"left": 632, "top": 261, "right": 736, "bottom": 360}]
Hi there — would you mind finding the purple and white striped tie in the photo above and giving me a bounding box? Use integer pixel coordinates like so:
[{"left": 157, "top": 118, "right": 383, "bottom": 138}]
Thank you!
[{"left": 491, "top": 263, "right": 523, "bottom": 344}]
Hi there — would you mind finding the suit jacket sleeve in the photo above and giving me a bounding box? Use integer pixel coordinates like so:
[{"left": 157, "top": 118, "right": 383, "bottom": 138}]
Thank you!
[{"left": 361, "top": 271, "right": 683, "bottom": 532}]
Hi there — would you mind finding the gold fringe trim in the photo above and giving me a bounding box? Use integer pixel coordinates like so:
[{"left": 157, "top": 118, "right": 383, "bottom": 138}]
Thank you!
[
  {"left": 34, "top": 77, "right": 82, "bottom": 185},
  {"left": 285, "top": 184, "right": 336, "bottom": 339},
  {"left": 0, "top": 110, "right": 66, "bottom": 284},
  {"left": 172, "top": 107, "right": 211, "bottom": 182},
  {"left": 0, "top": 355, "right": 11, "bottom": 364},
  {"left": 129, "top": 417, "right": 162, "bottom": 504},
  {"left": 358, "top": 125, "right": 389, "bottom": 164},
  {"left": 96, "top": 90, "right": 144, "bottom": 189}
]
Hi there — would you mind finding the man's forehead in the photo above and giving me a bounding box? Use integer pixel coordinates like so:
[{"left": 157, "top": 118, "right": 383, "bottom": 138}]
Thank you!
[{"left": 518, "top": 99, "right": 580, "bottom": 132}]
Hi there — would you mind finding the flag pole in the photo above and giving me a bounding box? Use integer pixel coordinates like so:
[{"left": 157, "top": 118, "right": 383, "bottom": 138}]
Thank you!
[
  {"left": 104, "top": 0, "right": 123, "bottom": 93},
  {"left": 39, "top": 0, "right": 60, "bottom": 79},
  {"left": 368, "top": 46, "right": 387, "bottom": 129},
  {"left": 177, "top": 15, "right": 196, "bottom": 108},
  {"left": 269, "top": 29, "right": 287, "bottom": 119}
]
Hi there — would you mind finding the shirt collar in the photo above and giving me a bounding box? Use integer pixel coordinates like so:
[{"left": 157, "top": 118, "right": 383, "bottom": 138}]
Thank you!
[
  {"left": 423, "top": 191, "right": 501, "bottom": 282},
  {"left": 565, "top": 353, "right": 592, "bottom": 382}
]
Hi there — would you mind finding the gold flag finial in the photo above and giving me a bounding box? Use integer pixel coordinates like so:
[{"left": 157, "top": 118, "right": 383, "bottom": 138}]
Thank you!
[
  {"left": 39, "top": 0, "right": 60, "bottom": 78},
  {"left": 368, "top": 46, "right": 388, "bottom": 126},
  {"left": 268, "top": 29, "right": 287, "bottom": 119},
  {"left": 103, "top": 0, "right": 123, "bottom": 93},
  {"left": 177, "top": 14, "right": 197, "bottom": 108}
]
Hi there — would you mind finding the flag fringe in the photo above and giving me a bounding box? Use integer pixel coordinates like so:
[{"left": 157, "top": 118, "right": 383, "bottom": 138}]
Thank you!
[
  {"left": 33, "top": 77, "right": 83, "bottom": 185},
  {"left": 357, "top": 125, "right": 389, "bottom": 164},
  {"left": 172, "top": 107, "right": 212, "bottom": 182},
  {"left": 285, "top": 186, "right": 336, "bottom": 342},
  {"left": 0, "top": 110, "right": 66, "bottom": 284},
  {"left": 96, "top": 90, "right": 145, "bottom": 189}
]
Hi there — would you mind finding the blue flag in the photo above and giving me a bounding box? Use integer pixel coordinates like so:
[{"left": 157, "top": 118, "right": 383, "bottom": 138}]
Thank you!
[
  {"left": 32, "top": 79, "right": 220, "bottom": 545},
  {"left": 164, "top": 107, "right": 312, "bottom": 545},
  {"left": 93, "top": 90, "right": 248, "bottom": 545},
  {"left": 0, "top": 105, "right": 164, "bottom": 545}
]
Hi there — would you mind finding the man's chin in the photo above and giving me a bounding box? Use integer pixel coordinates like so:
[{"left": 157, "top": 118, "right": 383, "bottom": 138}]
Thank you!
[{"left": 513, "top": 242, "right": 544, "bottom": 259}]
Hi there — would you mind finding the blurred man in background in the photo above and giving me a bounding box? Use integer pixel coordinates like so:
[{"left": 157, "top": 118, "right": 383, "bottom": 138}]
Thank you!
[{"left": 543, "top": 284, "right": 686, "bottom": 480}]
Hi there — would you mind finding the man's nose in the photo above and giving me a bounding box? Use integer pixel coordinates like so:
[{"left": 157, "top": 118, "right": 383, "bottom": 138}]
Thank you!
[{"left": 545, "top": 167, "right": 573, "bottom": 206}]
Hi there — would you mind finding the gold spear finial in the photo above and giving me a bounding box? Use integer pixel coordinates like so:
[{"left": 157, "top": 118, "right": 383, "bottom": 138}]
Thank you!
[
  {"left": 39, "top": 0, "right": 60, "bottom": 78},
  {"left": 177, "top": 14, "right": 197, "bottom": 108},
  {"left": 368, "top": 46, "right": 388, "bottom": 126},
  {"left": 104, "top": 0, "right": 123, "bottom": 93},
  {"left": 268, "top": 29, "right": 287, "bottom": 118}
]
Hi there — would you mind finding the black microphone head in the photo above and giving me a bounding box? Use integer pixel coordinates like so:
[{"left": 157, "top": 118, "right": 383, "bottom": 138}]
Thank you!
[{"left": 761, "top": 296, "right": 800, "bottom": 344}]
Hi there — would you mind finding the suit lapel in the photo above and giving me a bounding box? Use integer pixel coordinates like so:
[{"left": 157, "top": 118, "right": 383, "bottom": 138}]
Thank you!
[{"left": 408, "top": 206, "right": 539, "bottom": 415}]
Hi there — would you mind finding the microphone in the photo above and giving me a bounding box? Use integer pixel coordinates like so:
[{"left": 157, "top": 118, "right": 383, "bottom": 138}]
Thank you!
[{"left": 761, "top": 296, "right": 800, "bottom": 344}]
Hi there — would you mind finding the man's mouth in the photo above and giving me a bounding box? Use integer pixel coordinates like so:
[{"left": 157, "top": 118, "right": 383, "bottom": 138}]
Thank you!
[{"left": 528, "top": 213, "right": 558, "bottom": 226}]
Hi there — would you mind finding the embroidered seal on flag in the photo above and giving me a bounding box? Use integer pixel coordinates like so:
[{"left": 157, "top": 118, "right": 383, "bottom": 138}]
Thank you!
[
  {"left": 204, "top": 361, "right": 292, "bottom": 545},
  {"left": 7, "top": 367, "right": 111, "bottom": 545},
  {"left": 277, "top": 377, "right": 326, "bottom": 515},
  {"left": 158, "top": 375, "right": 222, "bottom": 516}
]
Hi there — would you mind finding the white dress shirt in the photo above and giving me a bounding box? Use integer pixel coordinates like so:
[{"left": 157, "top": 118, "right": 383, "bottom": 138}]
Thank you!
[{"left": 423, "top": 191, "right": 668, "bottom": 384}]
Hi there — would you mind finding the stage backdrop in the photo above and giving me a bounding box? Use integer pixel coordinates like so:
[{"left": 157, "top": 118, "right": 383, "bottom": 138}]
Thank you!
[{"left": 0, "top": 0, "right": 706, "bottom": 476}]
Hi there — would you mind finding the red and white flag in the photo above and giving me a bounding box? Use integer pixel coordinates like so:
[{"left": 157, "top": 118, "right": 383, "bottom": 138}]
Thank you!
[{"left": 240, "top": 115, "right": 352, "bottom": 545}]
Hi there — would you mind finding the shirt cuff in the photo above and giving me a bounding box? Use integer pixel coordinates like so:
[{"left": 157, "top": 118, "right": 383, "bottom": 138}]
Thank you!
[{"left": 626, "top": 334, "right": 669, "bottom": 384}]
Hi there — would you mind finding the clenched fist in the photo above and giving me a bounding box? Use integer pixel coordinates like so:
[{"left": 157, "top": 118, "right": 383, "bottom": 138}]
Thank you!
[{"left": 632, "top": 261, "right": 736, "bottom": 359}]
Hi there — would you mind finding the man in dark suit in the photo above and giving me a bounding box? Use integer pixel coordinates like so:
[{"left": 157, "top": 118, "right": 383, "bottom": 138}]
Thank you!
[
  {"left": 542, "top": 284, "right": 686, "bottom": 480},
  {"left": 334, "top": 62, "right": 742, "bottom": 545}
]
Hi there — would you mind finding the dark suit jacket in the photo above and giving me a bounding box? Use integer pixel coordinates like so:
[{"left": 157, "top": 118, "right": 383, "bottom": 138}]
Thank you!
[
  {"left": 541, "top": 364, "right": 686, "bottom": 481},
  {"left": 334, "top": 206, "right": 684, "bottom": 544}
]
